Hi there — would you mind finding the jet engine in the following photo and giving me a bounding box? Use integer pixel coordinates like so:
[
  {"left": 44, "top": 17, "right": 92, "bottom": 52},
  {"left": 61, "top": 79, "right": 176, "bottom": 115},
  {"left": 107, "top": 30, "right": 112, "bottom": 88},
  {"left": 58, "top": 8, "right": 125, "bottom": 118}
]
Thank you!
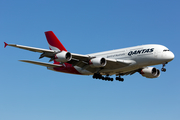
[
  {"left": 140, "top": 67, "right": 160, "bottom": 78},
  {"left": 89, "top": 57, "right": 107, "bottom": 67},
  {"left": 55, "top": 51, "right": 72, "bottom": 62}
]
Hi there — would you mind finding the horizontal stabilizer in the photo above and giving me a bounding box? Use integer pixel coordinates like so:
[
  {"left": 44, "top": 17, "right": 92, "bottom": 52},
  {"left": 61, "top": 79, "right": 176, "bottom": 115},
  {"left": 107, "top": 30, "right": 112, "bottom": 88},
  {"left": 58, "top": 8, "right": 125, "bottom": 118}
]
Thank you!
[{"left": 19, "top": 60, "right": 62, "bottom": 68}]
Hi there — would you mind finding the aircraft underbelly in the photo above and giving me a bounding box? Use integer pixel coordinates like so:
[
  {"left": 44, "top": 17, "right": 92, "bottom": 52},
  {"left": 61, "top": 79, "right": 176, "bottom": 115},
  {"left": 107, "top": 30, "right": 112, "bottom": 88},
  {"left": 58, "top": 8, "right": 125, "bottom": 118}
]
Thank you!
[{"left": 74, "top": 63, "right": 138, "bottom": 75}]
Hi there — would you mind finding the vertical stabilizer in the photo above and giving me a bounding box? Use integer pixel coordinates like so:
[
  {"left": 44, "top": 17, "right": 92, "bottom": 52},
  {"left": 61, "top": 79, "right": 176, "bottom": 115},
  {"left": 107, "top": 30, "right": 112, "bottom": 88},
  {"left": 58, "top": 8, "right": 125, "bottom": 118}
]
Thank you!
[{"left": 45, "top": 31, "right": 67, "bottom": 51}]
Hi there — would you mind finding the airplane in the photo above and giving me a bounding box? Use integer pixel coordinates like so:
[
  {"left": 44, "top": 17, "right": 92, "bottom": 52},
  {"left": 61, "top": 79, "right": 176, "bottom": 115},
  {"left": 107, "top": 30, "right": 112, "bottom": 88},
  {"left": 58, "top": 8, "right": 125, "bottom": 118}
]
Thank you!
[{"left": 4, "top": 31, "right": 175, "bottom": 82}]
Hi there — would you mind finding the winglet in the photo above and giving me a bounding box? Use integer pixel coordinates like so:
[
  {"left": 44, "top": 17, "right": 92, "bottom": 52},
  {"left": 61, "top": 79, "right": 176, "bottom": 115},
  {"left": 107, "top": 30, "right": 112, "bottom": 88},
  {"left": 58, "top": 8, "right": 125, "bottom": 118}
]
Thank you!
[{"left": 4, "top": 42, "right": 8, "bottom": 48}]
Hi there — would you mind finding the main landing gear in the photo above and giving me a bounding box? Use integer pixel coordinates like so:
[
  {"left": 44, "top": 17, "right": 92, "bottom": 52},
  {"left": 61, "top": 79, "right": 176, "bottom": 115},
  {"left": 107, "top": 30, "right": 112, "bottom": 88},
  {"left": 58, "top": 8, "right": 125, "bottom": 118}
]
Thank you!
[
  {"left": 93, "top": 73, "right": 113, "bottom": 81},
  {"left": 115, "top": 75, "right": 124, "bottom": 82},
  {"left": 92, "top": 73, "right": 124, "bottom": 82},
  {"left": 161, "top": 62, "right": 168, "bottom": 72}
]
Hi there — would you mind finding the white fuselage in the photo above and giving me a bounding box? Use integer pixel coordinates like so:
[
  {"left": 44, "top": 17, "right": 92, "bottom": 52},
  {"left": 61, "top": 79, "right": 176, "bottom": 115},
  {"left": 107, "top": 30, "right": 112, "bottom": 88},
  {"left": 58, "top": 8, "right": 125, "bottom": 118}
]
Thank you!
[
  {"left": 6, "top": 31, "right": 175, "bottom": 79},
  {"left": 75, "top": 44, "right": 174, "bottom": 75}
]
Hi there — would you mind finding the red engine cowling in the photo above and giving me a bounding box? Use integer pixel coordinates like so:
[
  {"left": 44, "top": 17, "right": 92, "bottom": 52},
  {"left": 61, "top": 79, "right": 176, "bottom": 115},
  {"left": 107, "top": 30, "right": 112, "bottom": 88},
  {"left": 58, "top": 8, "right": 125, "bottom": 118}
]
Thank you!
[
  {"left": 140, "top": 67, "right": 160, "bottom": 78},
  {"left": 55, "top": 51, "right": 72, "bottom": 62},
  {"left": 89, "top": 57, "right": 107, "bottom": 67}
]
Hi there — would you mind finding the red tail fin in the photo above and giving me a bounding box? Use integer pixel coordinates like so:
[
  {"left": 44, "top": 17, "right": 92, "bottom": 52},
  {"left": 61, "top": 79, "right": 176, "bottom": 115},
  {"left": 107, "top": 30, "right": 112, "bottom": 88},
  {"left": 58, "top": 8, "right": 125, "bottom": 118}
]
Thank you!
[{"left": 45, "top": 31, "right": 67, "bottom": 51}]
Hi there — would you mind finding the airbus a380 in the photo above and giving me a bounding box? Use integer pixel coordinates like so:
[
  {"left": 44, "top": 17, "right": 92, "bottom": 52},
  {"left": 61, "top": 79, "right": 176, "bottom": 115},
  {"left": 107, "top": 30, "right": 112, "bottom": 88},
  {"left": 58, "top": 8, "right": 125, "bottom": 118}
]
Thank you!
[{"left": 4, "top": 31, "right": 174, "bottom": 82}]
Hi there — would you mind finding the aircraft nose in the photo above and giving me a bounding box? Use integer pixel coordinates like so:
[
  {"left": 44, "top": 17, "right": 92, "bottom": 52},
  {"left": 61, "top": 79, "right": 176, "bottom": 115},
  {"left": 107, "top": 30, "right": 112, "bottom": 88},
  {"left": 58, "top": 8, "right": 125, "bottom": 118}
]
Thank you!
[
  {"left": 165, "top": 51, "right": 175, "bottom": 62},
  {"left": 170, "top": 51, "right": 175, "bottom": 60}
]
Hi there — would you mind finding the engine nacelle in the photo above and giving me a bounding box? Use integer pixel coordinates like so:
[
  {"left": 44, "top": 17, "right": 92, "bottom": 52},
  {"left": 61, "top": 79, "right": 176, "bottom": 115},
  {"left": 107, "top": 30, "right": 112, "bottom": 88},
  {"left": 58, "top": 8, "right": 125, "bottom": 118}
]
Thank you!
[
  {"left": 55, "top": 51, "right": 72, "bottom": 62},
  {"left": 140, "top": 67, "right": 160, "bottom": 78},
  {"left": 89, "top": 57, "right": 107, "bottom": 67}
]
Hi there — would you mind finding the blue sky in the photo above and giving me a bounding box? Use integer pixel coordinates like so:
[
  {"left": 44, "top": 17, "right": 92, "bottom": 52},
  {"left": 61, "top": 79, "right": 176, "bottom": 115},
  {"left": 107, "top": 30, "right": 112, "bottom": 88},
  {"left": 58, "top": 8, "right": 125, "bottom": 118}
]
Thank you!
[{"left": 1, "top": 0, "right": 180, "bottom": 120}]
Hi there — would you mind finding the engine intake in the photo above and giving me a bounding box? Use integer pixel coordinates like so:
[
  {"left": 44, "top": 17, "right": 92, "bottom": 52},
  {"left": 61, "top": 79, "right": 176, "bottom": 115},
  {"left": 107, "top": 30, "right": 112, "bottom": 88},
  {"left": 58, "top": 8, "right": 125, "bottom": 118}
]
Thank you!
[
  {"left": 55, "top": 51, "right": 72, "bottom": 62},
  {"left": 140, "top": 67, "right": 160, "bottom": 78},
  {"left": 89, "top": 57, "right": 107, "bottom": 67}
]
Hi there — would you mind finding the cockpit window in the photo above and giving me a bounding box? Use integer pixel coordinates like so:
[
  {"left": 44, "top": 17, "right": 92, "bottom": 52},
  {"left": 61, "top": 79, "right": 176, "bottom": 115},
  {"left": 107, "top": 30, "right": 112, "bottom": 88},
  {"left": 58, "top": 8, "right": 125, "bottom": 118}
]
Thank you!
[{"left": 163, "top": 49, "right": 170, "bottom": 52}]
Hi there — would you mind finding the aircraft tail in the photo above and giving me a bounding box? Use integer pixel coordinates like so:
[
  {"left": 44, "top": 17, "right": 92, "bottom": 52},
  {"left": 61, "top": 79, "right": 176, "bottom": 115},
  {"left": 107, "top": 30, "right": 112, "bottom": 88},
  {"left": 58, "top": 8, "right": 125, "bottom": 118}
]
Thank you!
[{"left": 45, "top": 31, "right": 67, "bottom": 51}]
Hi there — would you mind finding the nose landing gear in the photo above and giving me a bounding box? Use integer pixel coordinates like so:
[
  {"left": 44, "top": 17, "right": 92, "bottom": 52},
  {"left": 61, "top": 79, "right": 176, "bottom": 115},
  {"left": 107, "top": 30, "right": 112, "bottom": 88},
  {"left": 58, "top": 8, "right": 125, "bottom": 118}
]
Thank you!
[
  {"left": 161, "top": 68, "right": 166, "bottom": 72},
  {"left": 161, "top": 62, "right": 168, "bottom": 72}
]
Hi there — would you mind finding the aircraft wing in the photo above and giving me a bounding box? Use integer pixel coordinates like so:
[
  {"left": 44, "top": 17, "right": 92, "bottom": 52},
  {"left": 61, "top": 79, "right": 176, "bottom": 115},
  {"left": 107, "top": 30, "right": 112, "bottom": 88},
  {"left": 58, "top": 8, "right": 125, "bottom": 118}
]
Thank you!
[
  {"left": 19, "top": 60, "right": 62, "bottom": 67},
  {"left": 104, "top": 58, "right": 135, "bottom": 69},
  {"left": 4, "top": 42, "right": 54, "bottom": 53},
  {"left": 68, "top": 56, "right": 134, "bottom": 73},
  {"left": 5, "top": 42, "right": 134, "bottom": 72},
  {"left": 4, "top": 42, "right": 61, "bottom": 59}
]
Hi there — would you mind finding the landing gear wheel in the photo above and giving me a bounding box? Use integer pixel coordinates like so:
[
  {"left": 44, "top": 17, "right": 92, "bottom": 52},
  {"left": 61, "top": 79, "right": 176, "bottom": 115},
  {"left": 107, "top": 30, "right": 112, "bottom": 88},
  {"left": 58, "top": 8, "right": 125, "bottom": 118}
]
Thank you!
[
  {"left": 92, "top": 73, "right": 113, "bottom": 81},
  {"left": 119, "top": 78, "right": 124, "bottom": 82},
  {"left": 116, "top": 77, "right": 124, "bottom": 82},
  {"left": 161, "top": 68, "right": 166, "bottom": 72},
  {"left": 93, "top": 73, "right": 102, "bottom": 79}
]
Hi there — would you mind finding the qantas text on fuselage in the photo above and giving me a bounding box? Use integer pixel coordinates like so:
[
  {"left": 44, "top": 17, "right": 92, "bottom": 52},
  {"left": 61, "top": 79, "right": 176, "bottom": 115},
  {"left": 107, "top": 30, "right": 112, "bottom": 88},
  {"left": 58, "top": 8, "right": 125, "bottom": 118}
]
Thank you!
[
  {"left": 4, "top": 31, "right": 174, "bottom": 82},
  {"left": 128, "top": 48, "right": 154, "bottom": 56}
]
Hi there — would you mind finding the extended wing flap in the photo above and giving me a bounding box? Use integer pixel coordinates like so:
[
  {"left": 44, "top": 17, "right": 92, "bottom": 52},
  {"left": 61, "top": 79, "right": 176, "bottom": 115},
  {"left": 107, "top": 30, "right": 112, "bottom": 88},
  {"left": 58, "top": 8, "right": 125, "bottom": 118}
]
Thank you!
[
  {"left": 19, "top": 60, "right": 62, "bottom": 68},
  {"left": 71, "top": 53, "right": 91, "bottom": 61},
  {"left": 104, "top": 58, "right": 135, "bottom": 69}
]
